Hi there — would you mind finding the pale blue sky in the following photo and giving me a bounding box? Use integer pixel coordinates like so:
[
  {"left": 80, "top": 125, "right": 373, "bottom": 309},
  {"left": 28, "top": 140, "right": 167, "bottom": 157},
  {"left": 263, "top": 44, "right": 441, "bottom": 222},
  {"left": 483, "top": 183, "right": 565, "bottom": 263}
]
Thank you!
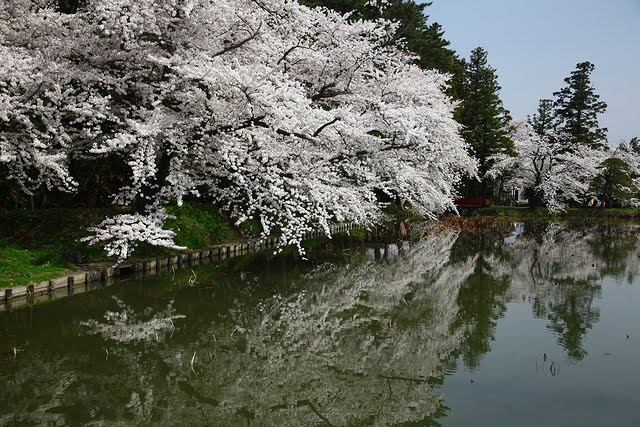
[{"left": 426, "top": 0, "right": 640, "bottom": 144}]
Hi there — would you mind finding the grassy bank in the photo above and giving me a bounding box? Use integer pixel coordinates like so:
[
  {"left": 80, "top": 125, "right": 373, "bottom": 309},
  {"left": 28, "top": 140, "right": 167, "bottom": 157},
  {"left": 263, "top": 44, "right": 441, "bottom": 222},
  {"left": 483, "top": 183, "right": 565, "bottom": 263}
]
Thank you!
[
  {"left": 472, "top": 207, "right": 640, "bottom": 220},
  {"left": 2, "top": 204, "right": 639, "bottom": 288},
  {"left": 0, "top": 203, "right": 242, "bottom": 288},
  {"left": 410, "top": 206, "right": 640, "bottom": 234},
  {"left": 0, "top": 242, "right": 72, "bottom": 289}
]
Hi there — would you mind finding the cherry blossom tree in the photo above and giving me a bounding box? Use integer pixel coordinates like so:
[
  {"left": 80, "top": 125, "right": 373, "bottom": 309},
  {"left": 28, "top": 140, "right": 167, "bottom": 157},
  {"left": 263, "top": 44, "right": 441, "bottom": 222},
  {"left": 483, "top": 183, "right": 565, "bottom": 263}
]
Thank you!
[
  {"left": 489, "top": 118, "right": 605, "bottom": 211},
  {"left": 1, "top": 0, "right": 475, "bottom": 260},
  {"left": 604, "top": 138, "right": 640, "bottom": 206},
  {"left": 617, "top": 138, "right": 640, "bottom": 179}
]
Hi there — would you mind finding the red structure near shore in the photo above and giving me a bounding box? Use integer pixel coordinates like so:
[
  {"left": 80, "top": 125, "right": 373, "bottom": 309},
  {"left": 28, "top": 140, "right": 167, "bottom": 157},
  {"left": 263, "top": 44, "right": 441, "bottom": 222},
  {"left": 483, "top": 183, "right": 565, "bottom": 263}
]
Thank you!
[{"left": 454, "top": 197, "right": 492, "bottom": 208}]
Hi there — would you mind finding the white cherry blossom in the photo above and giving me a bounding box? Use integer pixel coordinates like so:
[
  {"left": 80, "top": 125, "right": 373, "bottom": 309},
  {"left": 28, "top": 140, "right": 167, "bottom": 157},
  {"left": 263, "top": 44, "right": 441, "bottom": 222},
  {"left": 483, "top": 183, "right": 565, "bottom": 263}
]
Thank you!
[{"left": 1, "top": 0, "right": 476, "bottom": 259}]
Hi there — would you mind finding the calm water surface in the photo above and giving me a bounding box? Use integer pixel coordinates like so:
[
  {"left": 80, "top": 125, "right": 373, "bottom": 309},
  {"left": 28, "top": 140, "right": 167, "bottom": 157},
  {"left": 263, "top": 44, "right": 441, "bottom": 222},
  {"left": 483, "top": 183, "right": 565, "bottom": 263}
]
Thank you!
[{"left": 1, "top": 222, "right": 640, "bottom": 426}]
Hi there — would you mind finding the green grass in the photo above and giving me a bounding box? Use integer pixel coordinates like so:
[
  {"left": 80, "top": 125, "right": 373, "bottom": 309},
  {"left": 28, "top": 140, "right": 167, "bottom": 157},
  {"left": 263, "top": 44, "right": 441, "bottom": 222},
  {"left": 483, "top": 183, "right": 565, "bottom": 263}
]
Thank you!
[
  {"left": 0, "top": 241, "right": 72, "bottom": 287},
  {"left": 474, "top": 206, "right": 640, "bottom": 220},
  {"left": 133, "top": 203, "right": 242, "bottom": 260},
  {"left": 0, "top": 207, "right": 119, "bottom": 287},
  {"left": 0, "top": 207, "right": 118, "bottom": 261},
  {"left": 0, "top": 203, "right": 245, "bottom": 287},
  {"left": 562, "top": 207, "right": 640, "bottom": 219},
  {"left": 165, "top": 202, "right": 237, "bottom": 248},
  {"left": 349, "top": 227, "right": 367, "bottom": 240}
]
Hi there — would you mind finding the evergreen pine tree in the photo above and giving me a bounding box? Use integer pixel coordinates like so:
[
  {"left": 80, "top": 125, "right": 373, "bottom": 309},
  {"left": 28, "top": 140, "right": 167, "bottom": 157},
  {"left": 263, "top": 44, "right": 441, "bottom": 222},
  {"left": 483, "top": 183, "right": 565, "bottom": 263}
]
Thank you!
[
  {"left": 553, "top": 61, "right": 608, "bottom": 150},
  {"left": 457, "top": 47, "right": 513, "bottom": 199},
  {"left": 591, "top": 158, "right": 638, "bottom": 207},
  {"left": 529, "top": 99, "right": 555, "bottom": 138}
]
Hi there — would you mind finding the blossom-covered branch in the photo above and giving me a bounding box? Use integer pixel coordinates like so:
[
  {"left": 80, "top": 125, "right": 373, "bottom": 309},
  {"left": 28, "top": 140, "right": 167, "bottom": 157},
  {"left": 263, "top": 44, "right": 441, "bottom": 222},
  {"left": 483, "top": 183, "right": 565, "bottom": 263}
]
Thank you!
[{"left": 1, "top": 0, "right": 476, "bottom": 259}]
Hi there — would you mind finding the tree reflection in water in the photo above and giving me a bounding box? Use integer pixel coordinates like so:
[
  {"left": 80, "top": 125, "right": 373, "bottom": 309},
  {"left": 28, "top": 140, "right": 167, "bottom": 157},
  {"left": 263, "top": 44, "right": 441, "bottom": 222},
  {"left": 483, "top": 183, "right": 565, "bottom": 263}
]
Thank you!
[
  {"left": 0, "top": 222, "right": 639, "bottom": 425},
  {"left": 493, "top": 222, "right": 640, "bottom": 361}
]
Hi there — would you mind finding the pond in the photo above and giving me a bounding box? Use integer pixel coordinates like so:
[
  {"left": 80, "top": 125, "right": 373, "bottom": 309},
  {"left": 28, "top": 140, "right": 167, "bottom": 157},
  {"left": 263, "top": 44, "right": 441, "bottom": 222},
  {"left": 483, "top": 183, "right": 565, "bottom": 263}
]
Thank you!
[{"left": 1, "top": 222, "right": 640, "bottom": 426}]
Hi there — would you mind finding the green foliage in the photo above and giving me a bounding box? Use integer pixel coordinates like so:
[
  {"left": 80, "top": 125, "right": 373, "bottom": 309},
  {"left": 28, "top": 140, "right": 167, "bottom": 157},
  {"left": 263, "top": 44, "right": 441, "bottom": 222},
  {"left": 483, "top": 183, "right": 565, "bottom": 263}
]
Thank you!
[
  {"left": 0, "top": 208, "right": 118, "bottom": 262},
  {"left": 591, "top": 158, "right": 639, "bottom": 206},
  {"left": 0, "top": 204, "right": 241, "bottom": 285},
  {"left": 164, "top": 203, "right": 236, "bottom": 249},
  {"left": 553, "top": 61, "right": 608, "bottom": 150},
  {"left": 382, "top": 201, "right": 409, "bottom": 216},
  {"left": 457, "top": 47, "right": 513, "bottom": 196},
  {"left": 475, "top": 206, "right": 640, "bottom": 220},
  {"left": 530, "top": 99, "right": 555, "bottom": 138},
  {"left": 238, "top": 218, "right": 261, "bottom": 236},
  {"left": 349, "top": 227, "right": 367, "bottom": 240}
]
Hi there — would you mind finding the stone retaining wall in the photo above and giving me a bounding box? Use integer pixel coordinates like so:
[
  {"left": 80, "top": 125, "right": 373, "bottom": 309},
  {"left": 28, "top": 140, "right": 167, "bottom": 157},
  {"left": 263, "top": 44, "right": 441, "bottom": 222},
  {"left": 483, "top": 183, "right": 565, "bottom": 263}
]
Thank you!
[{"left": 2, "top": 223, "right": 356, "bottom": 311}]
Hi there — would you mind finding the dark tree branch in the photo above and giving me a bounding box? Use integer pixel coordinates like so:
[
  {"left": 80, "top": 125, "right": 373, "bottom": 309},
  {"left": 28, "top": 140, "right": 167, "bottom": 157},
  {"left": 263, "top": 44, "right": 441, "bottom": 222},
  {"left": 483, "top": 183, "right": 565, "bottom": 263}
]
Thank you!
[
  {"left": 209, "top": 116, "right": 318, "bottom": 144},
  {"left": 380, "top": 143, "right": 415, "bottom": 152},
  {"left": 253, "top": 119, "right": 316, "bottom": 142},
  {"left": 277, "top": 44, "right": 301, "bottom": 65},
  {"left": 277, "top": 44, "right": 317, "bottom": 65},
  {"left": 212, "top": 22, "right": 262, "bottom": 58},
  {"left": 313, "top": 117, "right": 340, "bottom": 137},
  {"left": 249, "top": 0, "right": 285, "bottom": 18},
  {"left": 311, "top": 82, "right": 351, "bottom": 101},
  {"left": 22, "top": 81, "right": 45, "bottom": 103}
]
